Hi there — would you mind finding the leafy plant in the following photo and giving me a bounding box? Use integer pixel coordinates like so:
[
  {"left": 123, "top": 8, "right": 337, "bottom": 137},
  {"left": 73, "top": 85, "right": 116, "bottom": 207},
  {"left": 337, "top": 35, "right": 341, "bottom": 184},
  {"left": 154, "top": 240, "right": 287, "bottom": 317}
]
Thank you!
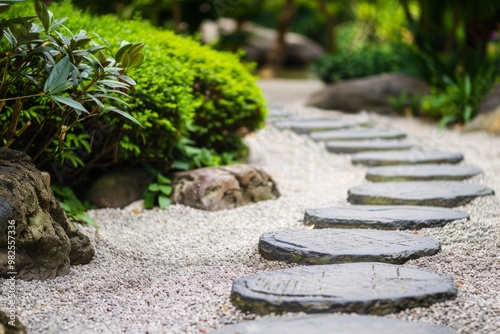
[
  {"left": 389, "top": 91, "right": 422, "bottom": 117},
  {"left": 0, "top": 0, "right": 144, "bottom": 169},
  {"left": 143, "top": 172, "right": 172, "bottom": 209},
  {"left": 51, "top": 185, "right": 98, "bottom": 228}
]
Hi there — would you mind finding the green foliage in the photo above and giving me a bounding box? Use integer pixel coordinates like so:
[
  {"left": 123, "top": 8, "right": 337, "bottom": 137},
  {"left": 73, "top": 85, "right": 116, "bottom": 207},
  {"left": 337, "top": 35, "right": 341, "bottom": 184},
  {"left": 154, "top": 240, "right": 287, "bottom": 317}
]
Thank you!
[
  {"left": 5, "top": 1, "right": 266, "bottom": 186},
  {"left": 0, "top": 0, "right": 143, "bottom": 169},
  {"left": 389, "top": 91, "right": 422, "bottom": 117},
  {"left": 51, "top": 185, "right": 98, "bottom": 228},
  {"left": 313, "top": 45, "right": 415, "bottom": 83},
  {"left": 143, "top": 171, "right": 172, "bottom": 209}
]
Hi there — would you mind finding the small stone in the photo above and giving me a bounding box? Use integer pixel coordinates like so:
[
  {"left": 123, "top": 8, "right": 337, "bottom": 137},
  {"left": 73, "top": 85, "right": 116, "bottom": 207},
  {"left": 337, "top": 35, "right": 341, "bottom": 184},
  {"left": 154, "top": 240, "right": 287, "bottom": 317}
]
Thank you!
[
  {"left": 326, "top": 140, "right": 413, "bottom": 154},
  {"left": 311, "top": 128, "right": 406, "bottom": 141},
  {"left": 351, "top": 150, "right": 463, "bottom": 166},
  {"left": 231, "top": 263, "right": 458, "bottom": 315},
  {"left": 304, "top": 205, "right": 469, "bottom": 230},
  {"left": 348, "top": 181, "right": 494, "bottom": 207},
  {"left": 366, "top": 164, "right": 482, "bottom": 182},
  {"left": 259, "top": 229, "right": 440, "bottom": 264},
  {"left": 210, "top": 314, "right": 456, "bottom": 334}
]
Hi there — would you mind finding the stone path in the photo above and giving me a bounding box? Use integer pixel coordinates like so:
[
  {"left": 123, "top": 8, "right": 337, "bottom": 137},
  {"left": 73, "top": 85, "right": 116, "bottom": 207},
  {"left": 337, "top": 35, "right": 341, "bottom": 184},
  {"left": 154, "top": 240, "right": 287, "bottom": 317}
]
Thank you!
[
  {"left": 366, "top": 164, "right": 482, "bottom": 181},
  {"left": 220, "top": 111, "right": 495, "bottom": 333},
  {"left": 326, "top": 140, "right": 413, "bottom": 154},
  {"left": 211, "top": 314, "right": 456, "bottom": 334},
  {"left": 230, "top": 263, "right": 458, "bottom": 315},
  {"left": 304, "top": 205, "right": 469, "bottom": 230},
  {"left": 259, "top": 229, "right": 440, "bottom": 264}
]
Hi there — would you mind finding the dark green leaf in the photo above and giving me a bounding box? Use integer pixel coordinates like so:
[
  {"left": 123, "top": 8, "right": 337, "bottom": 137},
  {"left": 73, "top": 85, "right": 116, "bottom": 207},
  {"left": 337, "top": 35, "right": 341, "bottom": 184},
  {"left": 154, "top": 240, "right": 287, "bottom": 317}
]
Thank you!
[
  {"left": 158, "top": 195, "right": 170, "bottom": 209},
  {"left": 44, "top": 55, "right": 70, "bottom": 93},
  {"left": 159, "top": 185, "right": 172, "bottom": 195},
  {"left": 157, "top": 173, "right": 171, "bottom": 185},
  {"left": 52, "top": 95, "right": 88, "bottom": 115}
]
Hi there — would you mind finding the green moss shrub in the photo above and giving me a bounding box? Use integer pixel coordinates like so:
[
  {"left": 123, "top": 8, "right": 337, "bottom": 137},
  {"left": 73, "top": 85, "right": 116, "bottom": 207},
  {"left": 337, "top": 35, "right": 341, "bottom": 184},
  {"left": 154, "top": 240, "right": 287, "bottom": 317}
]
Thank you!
[{"left": 4, "top": 1, "right": 266, "bottom": 184}]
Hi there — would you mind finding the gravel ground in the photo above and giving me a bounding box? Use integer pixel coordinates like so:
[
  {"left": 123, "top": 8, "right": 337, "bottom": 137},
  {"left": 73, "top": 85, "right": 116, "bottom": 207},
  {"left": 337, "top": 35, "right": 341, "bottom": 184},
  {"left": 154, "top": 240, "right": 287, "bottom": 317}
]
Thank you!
[{"left": 6, "top": 83, "right": 500, "bottom": 333}]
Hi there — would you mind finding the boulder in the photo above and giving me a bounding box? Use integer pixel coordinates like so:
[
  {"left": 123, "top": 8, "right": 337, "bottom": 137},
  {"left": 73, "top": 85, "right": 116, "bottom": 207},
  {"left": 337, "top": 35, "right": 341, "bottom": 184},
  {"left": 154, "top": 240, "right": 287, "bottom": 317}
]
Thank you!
[
  {"left": 171, "top": 164, "right": 280, "bottom": 211},
  {"left": 464, "top": 105, "right": 500, "bottom": 134},
  {"left": 201, "top": 19, "right": 325, "bottom": 67},
  {"left": 0, "top": 148, "right": 94, "bottom": 281},
  {"left": 477, "top": 84, "right": 500, "bottom": 115},
  {"left": 0, "top": 311, "right": 26, "bottom": 334},
  {"left": 307, "top": 73, "right": 429, "bottom": 113},
  {"left": 85, "top": 167, "right": 153, "bottom": 208}
]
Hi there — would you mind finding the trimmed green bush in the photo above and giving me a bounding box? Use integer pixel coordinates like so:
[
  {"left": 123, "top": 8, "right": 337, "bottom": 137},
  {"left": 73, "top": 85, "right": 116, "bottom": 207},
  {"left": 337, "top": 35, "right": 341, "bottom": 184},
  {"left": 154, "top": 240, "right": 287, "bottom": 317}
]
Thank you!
[
  {"left": 313, "top": 45, "right": 414, "bottom": 83},
  {"left": 4, "top": 1, "right": 266, "bottom": 184}
]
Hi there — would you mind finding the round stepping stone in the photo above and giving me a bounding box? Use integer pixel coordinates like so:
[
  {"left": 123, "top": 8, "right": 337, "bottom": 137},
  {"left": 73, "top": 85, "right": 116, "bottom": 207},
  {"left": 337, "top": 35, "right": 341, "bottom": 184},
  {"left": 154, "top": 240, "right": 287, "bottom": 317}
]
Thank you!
[
  {"left": 211, "top": 314, "right": 457, "bottom": 334},
  {"left": 230, "top": 263, "right": 458, "bottom": 315},
  {"left": 310, "top": 128, "right": 406, "bottom": 141},
  {"left": 326, "top": 140, "right": 413, "bottom": 154},
  {"left": 366, "top": 164, "right": 482, "bottom": 182},
  {"left": 290, "top": 120, "right": 358, "bottom": 134},
  {"left": 351, "top": 150, "right": 463, "bottom": 166},
  {"left": 259, "top": 229, "right": 440, "bottom": 265},
  {"left": 348, "top": 181, "right": 494, "bottom": 207},
  {"left": 304, "top": 205, "right": 469, "bottom": 230}
]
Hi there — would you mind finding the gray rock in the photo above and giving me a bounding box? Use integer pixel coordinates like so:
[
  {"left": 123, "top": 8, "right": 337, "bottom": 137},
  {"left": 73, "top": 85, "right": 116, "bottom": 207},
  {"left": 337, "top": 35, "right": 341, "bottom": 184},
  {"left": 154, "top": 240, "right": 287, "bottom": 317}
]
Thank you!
[
  {"left": 477, "top": 84, "right": 500, "bottom": 115},
  {"left": 171, "top": 164, "right": 280, "bottom": 211},
  {"left": 348, "top": 181, "right": 494, "bottom": 207},
  {"left": 271, "top": 118, "right": 336, "bottom": 130},
  {"left": 366, "top": 164, "right": 482, "bottom": 182},
  {"left": 210, "top": 314, "right": 456, "bottom": 334},
  {"left": 259, "top": 229, "right": 440, "bottom": 265},
  {"left": 304, "top": 205, "right": 469, "bottom": 230},
  {"left": 326, "top": 140, "right": 413, "bottom": 154},
  {"left": 351, "top": 150, "right": 463, "bottom": 166},
  {"left": 311, "top": 128, "right": 406, "bottom": 141},
  {"left": 231, "top": 263, "right": 458, "bottom": 315},
  {"left": 0, "top": 311, "right": 26, "bottom": 334},
  {"left": 463, "top": 105, "right": 500, "bottom": 135},
  {"left": 307, "top": 73, "right": 429, "bottom": 113},
  {"left": 290, "top": 120, "right": 358, "bottom": 134},
  {"left": 0, "top": 148, "right": 94, "bottom": 280},
  {"left": 85, "top": 167, "right": 153, "bottom": 208}
]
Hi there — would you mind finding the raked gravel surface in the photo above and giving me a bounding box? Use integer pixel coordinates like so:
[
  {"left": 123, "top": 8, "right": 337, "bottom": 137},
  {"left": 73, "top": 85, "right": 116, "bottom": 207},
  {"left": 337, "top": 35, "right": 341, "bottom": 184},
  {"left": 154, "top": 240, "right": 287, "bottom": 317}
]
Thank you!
[{"left": 10, "top": 101, "right": 500, "bottom": 333}]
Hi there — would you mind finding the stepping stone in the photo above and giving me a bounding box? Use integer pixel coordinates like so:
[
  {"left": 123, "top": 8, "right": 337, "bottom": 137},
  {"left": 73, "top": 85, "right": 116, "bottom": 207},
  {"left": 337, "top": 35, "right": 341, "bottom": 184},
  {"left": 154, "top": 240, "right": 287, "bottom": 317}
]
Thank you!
[
  {"left": 366, "top": 164, "right": 482, "bottom": 182},
  {"left": 304, "top": 205, "right": 469, "bottom": 230},
  {"left": 272, "top": 117, "right": 334, "bottom": 130},
  {"left": 348, "top": 181, "right": 494, "bottom": 207},
  {"left": 210, "top": 314, "right": 457, "bottom": 334},
  {"left": 326, "top": 140, "right": 413, "bottom": 154},
  {"left": 290, "top": 119, "right": 358, "bottom": 134},
  {"left": 351, "top": 150, "right": 463, "bottom": 166},
  {"left": 230, "top": 263, "right": 458, "bottom": 315},
  {"left": 310, "top": 128, "right": 406, "bottom": 141},
  {"left": 259, "top": 229, "right": 440, "bottom": 265}
]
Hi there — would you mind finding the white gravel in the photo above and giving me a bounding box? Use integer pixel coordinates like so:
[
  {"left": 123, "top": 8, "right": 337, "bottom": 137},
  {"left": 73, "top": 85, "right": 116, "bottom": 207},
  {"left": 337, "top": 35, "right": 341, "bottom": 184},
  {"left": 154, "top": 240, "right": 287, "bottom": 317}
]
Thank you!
[{"left": 5, "top": 84, "right": 500, "bottom": 333}]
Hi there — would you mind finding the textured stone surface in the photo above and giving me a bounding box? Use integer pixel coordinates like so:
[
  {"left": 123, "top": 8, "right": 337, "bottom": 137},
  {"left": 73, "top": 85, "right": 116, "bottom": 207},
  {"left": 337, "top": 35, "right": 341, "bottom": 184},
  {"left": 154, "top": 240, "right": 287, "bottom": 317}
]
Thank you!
[
  {"left": 171, "top": 164, "right": 280, "bottom": 211},
  {"left": 0, "top": 311, "right": 26, "bottom": 334},
  {"left": 326, "top": 140, "right": 413, "bottom": 154},
  {"left": 290, "top": 120, "right": 357, "bottom": 134},
  {"left": 85, "top": 167, "right": 154, "bottom": 208},
  {"left": 311, "top": 128, "right": 406, "bottom": 141},
  {"left": 0, "top": 148, "right": 94, "bottom": 281},
  {"left": 366, "top": 164, "right": 482, "bottom": 182},
  {"left": 259, "top": 229, "right": 440, "bottom": 264},
  {"left": 271, "top": 118, "right": 335, "bottom": 130},
  {"left": 211, "top": 314, "right": 457, "bottom": 334},
  {"left": 351, "top": 150, "right": 463, "bottom": 166},
  {"left": 307, "top": 73, "right": 430, "bottom": 113},
  {"left": 348, "top": 181, "right": 494, "bottom": 207},
  {"left": 231, "top": 263, "right": 458, "bottom": 315},
  {"left": 304, "top": 205, "right": 469, "bottom": 230}
]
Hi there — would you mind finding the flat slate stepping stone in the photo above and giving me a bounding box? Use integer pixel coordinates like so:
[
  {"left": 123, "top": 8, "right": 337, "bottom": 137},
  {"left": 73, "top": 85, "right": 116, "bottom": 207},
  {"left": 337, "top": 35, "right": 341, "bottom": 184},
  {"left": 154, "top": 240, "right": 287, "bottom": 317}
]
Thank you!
[
  {"left": 259, "top": 229, "right": 440, "bottom": 265},
  {"left": 230, "top": 263, "right": 458, "bottom": 315},
  {"left": 272, "top": 117, "right": 334, "bottom": 130},
  {"left": 351, "top": 150, "right": 463, "bottom": 166},
  {"left": 326, "top": 140, "right": 413, "bottom": 154},
  {"left": 304, "top": 205, "right": 469, "bottom": 230},
  {"left": 366, "top": 164, "right": 482, "bottom": 181},
  {"left": 211, "top": 314, "right": 456, "bottom": 334},
  {"left": 348, "top": 181, "right": 494, "bottom": 207},
  {"left": 290, "top": 120, "right": 358, "bottom": 134},
  {"left": 310, "top": 128, "right": 406, "bottom": 141}
]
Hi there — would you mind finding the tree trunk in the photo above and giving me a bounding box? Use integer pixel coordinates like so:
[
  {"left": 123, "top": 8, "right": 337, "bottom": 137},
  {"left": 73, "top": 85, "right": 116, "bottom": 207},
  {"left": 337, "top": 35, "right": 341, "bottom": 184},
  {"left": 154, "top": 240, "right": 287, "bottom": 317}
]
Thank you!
[
  {"left": 260, "top": 0, "right": 296, "bottom": 78},
  {"left": 318, "top": 0, "right": 336, "bottom": 53},
  {"left": 171, "top": 0, "right": 182, "bottom": 32}
]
